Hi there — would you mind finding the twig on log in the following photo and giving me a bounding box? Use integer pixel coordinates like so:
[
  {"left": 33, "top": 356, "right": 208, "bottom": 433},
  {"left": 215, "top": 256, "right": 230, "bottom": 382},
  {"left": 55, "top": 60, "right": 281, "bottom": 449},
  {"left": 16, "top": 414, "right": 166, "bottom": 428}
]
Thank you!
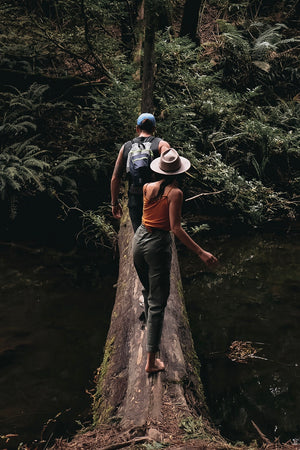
[
  {"left": 185, "top": 190, "right": 225, "bottom": 202},
  {"left": 99, "top": 436, "right": 153, "bottom": 450}
]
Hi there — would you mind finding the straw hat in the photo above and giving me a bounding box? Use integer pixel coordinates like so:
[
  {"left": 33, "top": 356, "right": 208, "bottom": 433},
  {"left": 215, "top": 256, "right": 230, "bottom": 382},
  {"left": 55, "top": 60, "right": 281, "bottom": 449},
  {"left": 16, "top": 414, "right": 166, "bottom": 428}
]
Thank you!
[{"left": 150, "top": 148, "right": 190, "bottom": 175}]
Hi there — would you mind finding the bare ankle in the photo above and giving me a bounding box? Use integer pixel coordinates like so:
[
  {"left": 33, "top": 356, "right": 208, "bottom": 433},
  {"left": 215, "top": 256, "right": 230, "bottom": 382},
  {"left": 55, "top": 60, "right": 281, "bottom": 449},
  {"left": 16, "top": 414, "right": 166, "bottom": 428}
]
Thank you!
[{"left": 145, "top": 353, "right": 165, "bottom": 373}]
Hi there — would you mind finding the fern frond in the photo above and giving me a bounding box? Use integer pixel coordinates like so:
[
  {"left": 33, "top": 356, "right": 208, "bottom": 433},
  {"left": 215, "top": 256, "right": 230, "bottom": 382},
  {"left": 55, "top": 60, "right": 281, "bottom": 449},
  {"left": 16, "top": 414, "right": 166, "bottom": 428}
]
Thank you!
[
  {"left": 53, "top": 155, "right": 82, "bottom": 173},
  {"left": 0, "top": 176, "right": 7, "bottom": 200},
  {"left": 23, "top": 158, "right": 49, "bottom": 171},
  {"left": 26, "top": 83, "right": 49, "bottom": 102},
  {"left": 21, "top": 165, "right": 45, "bottom": 191},
  {"left": 1, "top": 168, "right": 22, "bottom": 191},
  {"left": 0, "top": 122, "right": 37, "bottom": 136}
]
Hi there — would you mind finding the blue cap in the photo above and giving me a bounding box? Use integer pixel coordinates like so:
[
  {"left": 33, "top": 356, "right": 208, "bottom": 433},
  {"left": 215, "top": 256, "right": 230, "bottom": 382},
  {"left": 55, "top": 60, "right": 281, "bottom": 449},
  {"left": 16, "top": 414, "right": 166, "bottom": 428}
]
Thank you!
[{"left": 137, "top": 113, "right": 156, "bottom": 127}]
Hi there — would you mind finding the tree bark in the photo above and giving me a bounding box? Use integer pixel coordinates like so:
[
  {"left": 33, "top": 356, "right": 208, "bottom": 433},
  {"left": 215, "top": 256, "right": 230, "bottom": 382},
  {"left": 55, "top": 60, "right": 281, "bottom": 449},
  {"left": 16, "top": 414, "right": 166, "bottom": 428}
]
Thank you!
[
  {"left": 141, "top": 0, "right": 155, "bottom": 113},
  {"left": 180, "top": 0, "right": 203, "bottom": 42},
  {"left": 120, "top": 0, "right": 138, "bottom": 59},
  {"left": 93, "top": 208, "right": 210, "bottom": 432}
]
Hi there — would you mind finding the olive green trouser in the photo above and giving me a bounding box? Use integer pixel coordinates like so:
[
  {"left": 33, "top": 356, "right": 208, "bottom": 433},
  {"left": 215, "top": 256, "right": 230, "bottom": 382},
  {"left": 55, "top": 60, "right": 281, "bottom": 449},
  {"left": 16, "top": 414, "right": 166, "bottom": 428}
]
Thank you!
[{"left": 133, "top": 224, "right": 172, "bottom": 353}]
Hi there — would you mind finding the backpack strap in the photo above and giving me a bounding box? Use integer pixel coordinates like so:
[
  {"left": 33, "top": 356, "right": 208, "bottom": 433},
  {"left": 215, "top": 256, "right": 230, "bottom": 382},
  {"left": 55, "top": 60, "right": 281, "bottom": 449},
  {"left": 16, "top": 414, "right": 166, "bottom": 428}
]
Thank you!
[
  {"left": 163, "top": 184, "right": 174, "bottom": 198},
  {"left": 123, "top": 136, "right": 162, "bottom": 165},
  {"left": 123, "top": 140, "right": 134, "bottom": 165},
  {"left": 145, "top": 136, "right": 161, "bottom": 158}
]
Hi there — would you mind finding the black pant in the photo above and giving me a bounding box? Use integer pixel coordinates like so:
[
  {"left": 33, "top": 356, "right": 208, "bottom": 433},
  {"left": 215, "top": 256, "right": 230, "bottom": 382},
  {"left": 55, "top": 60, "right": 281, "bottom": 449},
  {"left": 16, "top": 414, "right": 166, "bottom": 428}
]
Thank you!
[{"left": 128, "top": 193, "right": 143, "bottom": 232}]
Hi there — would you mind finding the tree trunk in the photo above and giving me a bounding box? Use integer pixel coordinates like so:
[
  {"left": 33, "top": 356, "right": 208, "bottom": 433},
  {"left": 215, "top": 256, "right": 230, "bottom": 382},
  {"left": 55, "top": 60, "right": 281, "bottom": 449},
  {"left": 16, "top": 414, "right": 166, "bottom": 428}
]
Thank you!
[
  {"left": 120, "top": 0, "right": 138, "bottom": 59},
  {"left": 92, "top": 209, "right": 212, "bottom": 435},
  {"left": 180, "top": 0, "right": 203, "bottom": 42},
  {"left": 141, "top": 0, "right": 155, "bottom": 112}
]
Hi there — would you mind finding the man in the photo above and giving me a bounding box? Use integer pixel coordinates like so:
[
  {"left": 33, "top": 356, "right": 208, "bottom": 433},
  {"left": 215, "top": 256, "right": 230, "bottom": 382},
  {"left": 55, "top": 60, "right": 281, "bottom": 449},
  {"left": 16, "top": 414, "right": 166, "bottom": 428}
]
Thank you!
[{"left": 111, "top": 113, "right": 170, "bottom": 231}]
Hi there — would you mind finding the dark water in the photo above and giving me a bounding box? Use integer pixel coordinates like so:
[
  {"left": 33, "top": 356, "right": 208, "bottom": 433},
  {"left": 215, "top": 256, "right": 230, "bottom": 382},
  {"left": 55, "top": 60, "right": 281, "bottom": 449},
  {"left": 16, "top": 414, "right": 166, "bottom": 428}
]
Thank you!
[
  {"left": 180, "top": 231, "right": 300, "bottom": 444},
  {"left": 0, "top": 244, "right": 116, "bottom": 449},
  {"left": 0, "top": 233, "right": 299, "bottom": 448}
]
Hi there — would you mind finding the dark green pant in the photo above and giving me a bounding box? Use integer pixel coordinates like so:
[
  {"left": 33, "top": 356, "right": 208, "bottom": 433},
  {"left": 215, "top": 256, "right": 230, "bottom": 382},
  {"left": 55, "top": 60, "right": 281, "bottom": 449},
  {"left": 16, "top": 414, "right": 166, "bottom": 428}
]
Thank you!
[
  {"left": 128, "top": 193, "right": 143, "bottom": 232},
  {"left": 133, "top": 224, "right": 172, "bottom": 353}
]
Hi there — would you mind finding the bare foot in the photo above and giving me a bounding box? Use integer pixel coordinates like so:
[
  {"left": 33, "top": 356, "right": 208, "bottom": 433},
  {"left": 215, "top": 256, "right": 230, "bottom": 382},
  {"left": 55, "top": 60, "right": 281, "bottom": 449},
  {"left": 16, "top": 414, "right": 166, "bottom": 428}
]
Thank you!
[{"left": 145, "top": 358, "right": 165, "bottom": 373}]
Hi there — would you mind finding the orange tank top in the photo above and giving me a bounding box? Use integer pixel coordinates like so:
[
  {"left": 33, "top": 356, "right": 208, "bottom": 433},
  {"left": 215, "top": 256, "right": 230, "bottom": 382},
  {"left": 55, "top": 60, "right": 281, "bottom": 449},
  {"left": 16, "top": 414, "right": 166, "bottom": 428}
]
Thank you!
[{"left": 142, "top": 184, "right": 173, "bottom": 231}]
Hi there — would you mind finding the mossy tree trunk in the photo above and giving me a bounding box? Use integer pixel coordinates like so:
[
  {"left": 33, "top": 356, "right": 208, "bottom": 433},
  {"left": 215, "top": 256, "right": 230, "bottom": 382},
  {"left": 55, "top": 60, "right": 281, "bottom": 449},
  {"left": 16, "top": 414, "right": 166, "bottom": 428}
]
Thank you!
[
  {"left": 92, "top": 209, "right": 214, "bottom": 437},
  {"left": 141, "top": 0, "right": 155, "bottom": 113}
]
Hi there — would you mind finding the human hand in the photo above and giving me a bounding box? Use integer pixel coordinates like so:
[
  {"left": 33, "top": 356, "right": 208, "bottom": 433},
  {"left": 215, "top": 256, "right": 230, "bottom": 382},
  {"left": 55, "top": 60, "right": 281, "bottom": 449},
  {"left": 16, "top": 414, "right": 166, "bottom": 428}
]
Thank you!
[
  {"left": 112, "top": 203, "right": 123, "bottom": 220},
  {"left": 199, "top": 250, "right": 218, "bottom": 267}
]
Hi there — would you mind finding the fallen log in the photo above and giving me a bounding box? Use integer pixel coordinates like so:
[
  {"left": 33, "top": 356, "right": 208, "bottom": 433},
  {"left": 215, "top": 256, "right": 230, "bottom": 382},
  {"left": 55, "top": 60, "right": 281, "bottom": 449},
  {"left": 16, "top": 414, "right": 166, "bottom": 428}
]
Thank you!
[
  {"left": 90, "top": 210, "right": 225, "bottom": 447},
  {"left": 50, "top": 225, "right": 296, "bottom": 450}
]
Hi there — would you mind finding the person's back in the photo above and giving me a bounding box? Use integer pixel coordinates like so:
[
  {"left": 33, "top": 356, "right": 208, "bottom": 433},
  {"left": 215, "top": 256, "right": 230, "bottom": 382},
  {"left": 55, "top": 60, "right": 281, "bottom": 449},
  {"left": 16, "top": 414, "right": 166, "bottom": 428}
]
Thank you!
[
  {"left": 142, "top": 183, "right": 174, "bottom": 231},
  {"left": 132, "top": 149, "right": 218, "bottom": 373},
  {"left": 124, "top": 136, "right": 160, "bottom": 193},
  {"left": 110, "top": 113, "right": 170, "bottom": 232}
]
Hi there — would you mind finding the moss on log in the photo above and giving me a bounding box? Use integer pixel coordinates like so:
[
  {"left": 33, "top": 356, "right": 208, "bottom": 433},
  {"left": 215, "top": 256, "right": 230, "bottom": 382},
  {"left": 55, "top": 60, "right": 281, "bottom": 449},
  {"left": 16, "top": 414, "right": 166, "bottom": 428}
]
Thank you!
[
  {"left": 93, "top": 210, "right": 212, "bottom": 433},
  {"left": 54, "top": 213, "right": 292, "bottom": 450}
]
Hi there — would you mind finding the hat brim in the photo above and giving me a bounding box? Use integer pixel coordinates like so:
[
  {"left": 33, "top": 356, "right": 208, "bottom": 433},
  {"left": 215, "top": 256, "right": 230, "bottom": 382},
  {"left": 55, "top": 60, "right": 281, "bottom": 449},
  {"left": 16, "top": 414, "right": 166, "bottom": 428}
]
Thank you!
[{"left": 150, "top": 156, "right": 191, "bottom": 175}]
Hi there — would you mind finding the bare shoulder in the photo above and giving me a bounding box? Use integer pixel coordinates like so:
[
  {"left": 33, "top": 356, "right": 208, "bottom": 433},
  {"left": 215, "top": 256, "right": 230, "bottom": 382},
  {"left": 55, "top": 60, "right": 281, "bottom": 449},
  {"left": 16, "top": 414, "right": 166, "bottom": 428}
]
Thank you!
[
  {"left": 168, "top": 186, "right": 183, "bottom": 202},
  {"left": 146, "top": 181, "right": 159, "bottom": 191},
  {"left": 145, "top": 181, "right": 161, "bottom": 199}
]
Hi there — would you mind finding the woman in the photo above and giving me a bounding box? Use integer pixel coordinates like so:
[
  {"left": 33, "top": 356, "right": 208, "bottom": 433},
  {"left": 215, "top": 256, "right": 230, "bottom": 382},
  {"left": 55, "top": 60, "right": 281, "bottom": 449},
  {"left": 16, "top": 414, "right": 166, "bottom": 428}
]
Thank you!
[{"left": 133, "top": 148, "right": 218, "bottom": 374}]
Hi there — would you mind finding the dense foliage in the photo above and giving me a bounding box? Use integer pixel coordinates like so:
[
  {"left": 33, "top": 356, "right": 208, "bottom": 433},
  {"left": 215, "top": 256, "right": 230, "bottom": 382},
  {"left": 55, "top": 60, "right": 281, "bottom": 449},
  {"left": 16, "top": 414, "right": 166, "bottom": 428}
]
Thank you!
[
  {"left": 153, "top": 28, "right": 299, "bottom": 225},
  {"left": 0, "top": 0, "right": 299, "bottom": 246}
]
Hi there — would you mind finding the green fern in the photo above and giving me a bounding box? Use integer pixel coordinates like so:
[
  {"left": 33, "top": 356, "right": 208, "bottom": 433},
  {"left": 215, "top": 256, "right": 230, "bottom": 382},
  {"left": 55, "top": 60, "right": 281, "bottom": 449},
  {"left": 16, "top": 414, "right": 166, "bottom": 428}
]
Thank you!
[
  {"left": 0, "top": 144, "right": 49, "bottom": 200},
  {"left": 77, "top": 208, "right": 117, "bottom": 249},
  {"left": 0, "top": 118, "right": 37, "bottom": 136},
  {"left": 220, "top": 22, "right": 300, "bottom": 93}
]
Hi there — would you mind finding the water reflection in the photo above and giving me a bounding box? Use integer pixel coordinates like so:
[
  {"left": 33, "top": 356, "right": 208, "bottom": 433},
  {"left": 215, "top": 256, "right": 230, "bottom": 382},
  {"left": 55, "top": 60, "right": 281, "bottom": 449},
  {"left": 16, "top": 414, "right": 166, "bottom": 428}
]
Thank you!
[
  {"left": 1, "top": 232, "right": 299, "bottom": 447},
  {"left": 180, "top": 232, "right": 300, "bottom": 443},
  {"left": 0, "top": 244, "right": 116, "bottom": 449}
]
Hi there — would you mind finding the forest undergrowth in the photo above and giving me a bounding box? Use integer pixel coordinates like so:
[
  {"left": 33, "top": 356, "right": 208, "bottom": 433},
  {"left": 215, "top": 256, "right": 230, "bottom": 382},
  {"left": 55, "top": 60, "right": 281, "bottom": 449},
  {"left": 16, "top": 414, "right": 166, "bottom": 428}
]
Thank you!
[
  {"left": 0, "top": 1, "right": 300, "bottom": 449},
  {"left": 0, "top": 0, "right": 299, "bottom": 249}
]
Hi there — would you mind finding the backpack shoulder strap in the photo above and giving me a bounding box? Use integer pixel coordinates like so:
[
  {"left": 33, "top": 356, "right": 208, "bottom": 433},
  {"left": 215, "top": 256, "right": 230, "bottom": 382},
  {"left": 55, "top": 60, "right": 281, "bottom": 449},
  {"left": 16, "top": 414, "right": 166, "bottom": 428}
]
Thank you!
[
  {"left": 144, "top": 136, "right": 161, "bottom": 145},
  {"left": 123, "top": 140, "right": 134, "bottom": 164},
  {"left": 149, "top": 136, "right": 162, "bottom": 158},
  {"left": 123, "top": 136, "right": 162, "bottom": 163}
]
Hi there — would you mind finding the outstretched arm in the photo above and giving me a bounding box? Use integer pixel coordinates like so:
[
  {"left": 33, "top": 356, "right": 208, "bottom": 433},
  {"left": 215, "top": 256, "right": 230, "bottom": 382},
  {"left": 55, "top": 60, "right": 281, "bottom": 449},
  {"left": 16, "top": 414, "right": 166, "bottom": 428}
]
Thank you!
[
  {"left": 110, "top": 146, "right": 124, "bottom": 219},
  {"left": 169, "top": 188, "right": 218, "bottom": 266},
  {"left": 158, "top": 139, "right": 171, "bottom": 154}
]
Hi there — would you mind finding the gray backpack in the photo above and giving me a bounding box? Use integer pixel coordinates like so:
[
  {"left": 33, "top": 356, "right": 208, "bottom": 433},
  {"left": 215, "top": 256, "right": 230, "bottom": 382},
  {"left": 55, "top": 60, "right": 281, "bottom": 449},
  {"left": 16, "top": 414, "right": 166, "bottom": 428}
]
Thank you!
[{"left": 123, "top": 136, "right": 161, "bottom": 191}]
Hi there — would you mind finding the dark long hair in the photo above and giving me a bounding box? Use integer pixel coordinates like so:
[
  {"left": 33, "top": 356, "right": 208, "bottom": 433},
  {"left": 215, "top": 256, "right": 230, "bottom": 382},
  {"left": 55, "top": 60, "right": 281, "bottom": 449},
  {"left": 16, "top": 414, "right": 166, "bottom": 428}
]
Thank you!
[{"left": 153, "top": 173, "right": 184, "bottom": 200}]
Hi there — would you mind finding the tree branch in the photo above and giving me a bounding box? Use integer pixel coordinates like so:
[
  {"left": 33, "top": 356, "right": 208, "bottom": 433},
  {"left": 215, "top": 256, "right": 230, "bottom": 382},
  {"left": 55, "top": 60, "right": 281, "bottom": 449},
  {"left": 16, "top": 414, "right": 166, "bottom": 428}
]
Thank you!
[
  {"left": 185, "top": 189, "right": 225, "bottom": 202},
  {"left": 33, "top": 23, "right": 99, "bottom": 75},
  {"left": 80, "top": 0, "right": 113, "bottom": 80},
  {"left": 251, "top": 420, "right": 271, "bottom": 444}
]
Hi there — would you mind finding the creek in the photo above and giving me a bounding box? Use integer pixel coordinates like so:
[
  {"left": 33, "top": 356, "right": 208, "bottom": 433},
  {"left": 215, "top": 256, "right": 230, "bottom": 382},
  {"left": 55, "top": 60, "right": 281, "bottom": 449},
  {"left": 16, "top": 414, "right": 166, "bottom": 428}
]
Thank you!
[
  {"left": 0, "top": 244, "right": 116, "bottom": 449},
  {"left": 180, "top": 230, "right": 300, "bottom": 444},
  {"left": 0, "top": 231, "right": 299, "bottom": 448}
]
